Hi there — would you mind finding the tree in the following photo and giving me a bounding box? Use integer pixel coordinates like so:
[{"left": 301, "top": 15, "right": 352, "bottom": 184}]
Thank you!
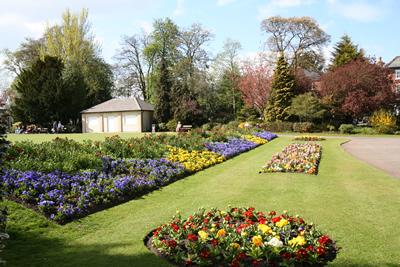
[
  {"left": 213, "top": 39, "right": 243, "bottom": 118},
  {"left": 261, "top": 16, "right": 330, "bottom": 70},
  {"left": 12, "top": 56, "right": 64, "bottom": 125},
  {"left": 146, "top": 18, "right": 180, "bottom": 122},
  {"left": 239, "top": 62, "right": 273, "bottom": 114},
  {"left": 113, "top": 31, "right": 155, "bottom": 99},
  {"left": 288, "top": 92, "right": 326, "bottom": 122},
  {"left": 319, "top": 59, "right": 395, "bottom": 119},
  {"left": 330, "top": 35, "right": 364, "bottom": 69},
  {"left": 40, "top": 9, "right": 112, "bottom": 107},
  {"left": 2, "top": 38, "right": 43, "bottom": 76},
  {"left": 11, "top": 56, "right": 87, "bottom": 126},
  {"left": 264, "top": 54, "right": 296, "bottom": 122}
]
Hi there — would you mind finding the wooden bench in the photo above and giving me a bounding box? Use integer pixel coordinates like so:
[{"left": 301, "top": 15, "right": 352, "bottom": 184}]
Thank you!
[{"left": 180, "top": 125, "right": 192, "bottom": 132}]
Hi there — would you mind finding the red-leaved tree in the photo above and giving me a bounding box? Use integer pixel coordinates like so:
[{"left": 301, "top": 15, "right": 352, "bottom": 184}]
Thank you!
[
  {"left": 319, "top": 59, "right": 395, "bottom": 119},
  {"left": 239, "top": 63, "right": 272, "bottom": 114}
]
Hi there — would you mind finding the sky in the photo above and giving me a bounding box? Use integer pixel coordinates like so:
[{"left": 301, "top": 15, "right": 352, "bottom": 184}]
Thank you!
[{"left": 0, "top": 0, "right": 399, "bottom": 72}]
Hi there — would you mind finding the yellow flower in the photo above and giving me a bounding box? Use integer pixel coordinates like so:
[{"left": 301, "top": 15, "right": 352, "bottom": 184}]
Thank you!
[
  {"left": 216, "top": 229, "right": 226, "bottom": 238},
  {"left": 210, "top": 228, "right": 216, "bottom": 233},
  {"left": 257, "top": 224, "right": 271, "bottom": 234},
  {"left": 252, "top": 235, "right": 263, "bottom": 247},
  {"left": 288, "top": 236, "right": 306, "bottom": 247},
  {"left": 275, "top": 219, "right": 288, "bottom": 228},
  {"left": 198, "top": 230, "right": 208, "bottom": 241},
  {"left": 230, "top": 242, "right": 241, "bottom": 250},
  {"left": 241, "top": 231, "right": 248, "bottom": 237}
]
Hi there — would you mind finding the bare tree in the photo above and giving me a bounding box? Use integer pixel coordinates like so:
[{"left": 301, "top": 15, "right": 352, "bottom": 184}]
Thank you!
[
  {"left": 261, "top": 16, "right": 330, "bottom": 70},
  {"left": 113, "top": 31, "right": 156, "bottom": 100}
]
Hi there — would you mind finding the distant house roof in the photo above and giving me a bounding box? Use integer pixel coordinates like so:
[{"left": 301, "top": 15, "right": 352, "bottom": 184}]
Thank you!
[
  {"left": 81, "top": 98, "right": 154, "bottom": 114},
  {"left": 386, "top": 56, "right": 400, "bottom": 69}
]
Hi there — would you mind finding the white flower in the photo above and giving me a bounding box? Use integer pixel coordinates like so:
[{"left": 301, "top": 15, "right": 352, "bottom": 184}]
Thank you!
[{"left": 267, "top": 237, "right": 283, "bottom": 247}]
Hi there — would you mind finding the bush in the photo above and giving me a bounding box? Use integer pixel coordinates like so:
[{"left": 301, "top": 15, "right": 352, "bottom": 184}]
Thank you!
[
  {"left": 339, "top": 124, "right": 354, "bottom": 134},
  {"left": 166, "top": 119, "right": 178, "bottom": 132},
  {"left": 293, "top": 122, "right": 315, "bottom": 133},
  {"left": 327, "top": 124, "right": 336, "bottom": 132},
  {"left": 352, "top": 127, "right": 378, "bottom": 135},
  {"left": 260, "top": 121, "right": 293, "bottom": 132},
  {"left": 369, "top": 110, "right": 397, "bottom": 134}
]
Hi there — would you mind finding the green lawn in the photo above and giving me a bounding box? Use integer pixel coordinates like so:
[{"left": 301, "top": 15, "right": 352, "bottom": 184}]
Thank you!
[
  {"left": 2, "top": 136, "right": 400, "bottom": 266},
  {"left": 6, "top": 132, "right": 171, "bottom": 143}
]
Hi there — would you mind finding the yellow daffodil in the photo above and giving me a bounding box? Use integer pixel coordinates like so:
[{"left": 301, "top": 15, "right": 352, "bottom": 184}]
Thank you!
[
  {"left": 276, "top": 219, "right": 288, "bottom": 228},
  {"left": 288, "top": 236, "right": 306, "bottom": 247},
  {"left": 257, "top": 224, "right": 271, "bottom": 234},
  {"left": 216, "top": 229, "right": 226, "bottom": 238},
  {"left": 230, "top": 243, "right": 241, "bottom": 250}
]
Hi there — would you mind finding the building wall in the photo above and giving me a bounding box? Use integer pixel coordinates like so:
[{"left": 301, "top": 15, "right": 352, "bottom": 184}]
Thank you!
[
  {"left": 141, "top": 111, "right": 154, "bottom": 132},
  {"left": 82, "top": 111, "right": 146, "bottom": 133}
]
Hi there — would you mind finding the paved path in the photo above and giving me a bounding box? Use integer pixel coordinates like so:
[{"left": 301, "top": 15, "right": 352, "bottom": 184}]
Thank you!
[{"left": 342, "top": 137, "right": 400, "bottom": 178}]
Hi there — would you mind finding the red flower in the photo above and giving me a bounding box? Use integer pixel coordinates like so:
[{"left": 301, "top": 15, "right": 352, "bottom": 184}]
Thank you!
[
  {"left": 224, "top": 215, "right": 231, "bottom": 221},
  {"left": 252, "top": 259, "right": 262, "bottom": 266},
  {"left": 203, "top": 218, "right": 209, "bottom": 224},
  {"left": 318, "top": 235, "right": 331, "bottom": 245},
  {"left": 185, "top": 259, "right": 193, "bottom": 266},
  {"left": 248, "top": 207, "right": 255, "bottom": 211},
  {"left": 281, "top": 252, "right": 291, "bottom": 260},
  {"left": 199, "top": 249, "right": 211, "bottom": 259},
  {"left": 258, "top": 217, "right": 267, "bottom": 224},
  {"left": 237, "top": 252, "right": 247, "bottom": 260},
  {"left": 296, "top": 249, "right": 307, "bottom": 259},
  {"left": 230, "top": 260, "right": 240, "bottom": 267},
  {"left": 170, "top": 223, "right": 180, "bottom": 232},
  {"left": 306, "top": 245, "right": 314, "bottom": 252},
  {"left": 268, "top": 211, "right": 276, "bottom": 216},
  {"left": 271, "top": 216, "right": 282, "bottom": 223},
  {"left": 167, "top": 239, "right": 177, "bottom": 248},
  {"left": 244, "top": 210, "right": 253, "bottom": 217},
  {"left": 317, "top": 246, "right": 326, "bottom": 255},
  {"left": 153, "top": 230, "right": 159, "bottom": 236},
  {"left": 210, "top": 239, "right": 218, "bottom": 247},
  {"left": 299, "top": 218, "right": 305, "bottom": 224},
  {"left": 187, "top": 233, "right": 198, "bottom": 242}
]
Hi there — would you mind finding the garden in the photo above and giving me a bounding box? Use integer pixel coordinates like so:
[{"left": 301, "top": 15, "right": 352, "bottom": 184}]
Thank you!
[{"left": 1, "top": 128, "right": 278, "bottom": 224}]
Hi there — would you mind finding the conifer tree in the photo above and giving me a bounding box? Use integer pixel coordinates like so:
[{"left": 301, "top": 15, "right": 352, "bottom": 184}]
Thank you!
[
  {"left": 330, "top": 35, "right": 364, "bottom": 69},
  {"left": 264, "top": 54, "right": 296, "bottom": 122}
]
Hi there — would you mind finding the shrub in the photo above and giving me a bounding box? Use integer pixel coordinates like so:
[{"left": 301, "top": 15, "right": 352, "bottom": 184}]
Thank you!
[
  {"left": 293, "top": 122, "right": 314, "bottom": 133},
  {"left": 150, "top": 207, "right": 339, "bottom": 266},
  {"left": 338, "top": 124, "right": 354, "bottom": 134},
  {"left": 260, "top": 121, "right": 293, "bottom": 132},
  {"left": 166, "top": 119, "right": 178, "bottom": 132},
  {"left": 352, "top": 127, "right": 378, "bottom": 135},
  {"left": 326, "top": 124, "right": 336, "bottom": 132},
  {"left": 369, "top": 109, "right": 397, "bottom": 134}
]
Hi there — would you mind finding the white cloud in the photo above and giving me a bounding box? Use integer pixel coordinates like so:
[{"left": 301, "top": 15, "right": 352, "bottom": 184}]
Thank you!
[
  {"left": 327, "top": 0, "right": 384, "bottom": 22},
  {"left": 0, "top": 14, "right": 45, "bottom": 37},
  {"left": 173, "top": 0, "right": 185, "bottom": 16},
  {"left": 216, "top": 0, "right": 236, "bottom": 6},
  {"left": 136, "top": 20, "right": 153, "bottom": 33}
]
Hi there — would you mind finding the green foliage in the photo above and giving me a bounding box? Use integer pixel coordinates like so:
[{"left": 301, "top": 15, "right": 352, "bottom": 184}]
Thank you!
[
  {"left": 288, "top": 92, "right": 326, "bottom": 122},
  {"left": 165, "top": 119, "right": 178, "bottom": 132},
  {"left": 11, "top": 56, "right": 64, "bottom": 126},
  {"left": 264, "top": 54, "right": 296, "bottom": 122},
  {"left": 338, "top": 124, "right": 354, "bottom": 134},
  {"left": 369, "top": 109, "right": 397, "bottom": 134},
  {"left": 259, "top": 121, "right": 294, "bottom": 132},
  {"left": 293, "top": 122, "right": 315, "bottom": 133},
  {"left": 330, "top": 35, "right": 364, "bottom": 69},
  {"left": 352, "top": 127, "right": 378, "bottom": 135}
]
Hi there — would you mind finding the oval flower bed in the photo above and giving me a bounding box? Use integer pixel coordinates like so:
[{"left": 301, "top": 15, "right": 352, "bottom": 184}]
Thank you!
[
  {"left": 149, "top": 207, "right": 339, "bottom": 266},
  {"left": 260, "top": 143, "right": 322, "bottom": 175},
  {"left": 293, "top": 136, "right": 326, "bottom": 141}
]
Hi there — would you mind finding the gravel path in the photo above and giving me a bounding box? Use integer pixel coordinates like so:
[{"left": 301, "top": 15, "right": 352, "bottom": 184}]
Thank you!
[{"left": 342, "top": 137, "right": 400, "bottom": 178}]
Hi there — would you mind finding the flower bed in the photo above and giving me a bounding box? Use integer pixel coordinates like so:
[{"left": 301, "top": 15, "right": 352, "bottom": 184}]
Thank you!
[
  {"left": 149, "top": 207, "right": 339, "bottom": 266},
  {"left": 204, "top": 138, "right": 258, "bottom": 159},
  {"left": 242, "top": 135, "right": 268, "bottom": 145},
  {"left": 166, "top": 146, "right": 225, "bottom": 172},
  {"left": 1, "top": 159, "right": 185, "bottom": 223},
  {"left": 253, "top": 131, "right": 278, "bottom": 141},
  {"left": 293, "top": 136, "right": 326, "bottom": 141},
  {"left": 260, "top": 143, "right": 322, "bottom": 175}
]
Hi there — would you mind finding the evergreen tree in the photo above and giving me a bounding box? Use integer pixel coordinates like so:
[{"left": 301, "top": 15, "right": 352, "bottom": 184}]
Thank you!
[
  {"left": 330, "top": 35, "right": 364, "bottom": 69},
  {"left": 12, "top": 56, "right": 64, "bottom": 126},
  {"left": 264, "top": 54, "right": 296, "bottom": 122},
  {"left": 154, "top": 57, "right": 173, "bottom": 122}
]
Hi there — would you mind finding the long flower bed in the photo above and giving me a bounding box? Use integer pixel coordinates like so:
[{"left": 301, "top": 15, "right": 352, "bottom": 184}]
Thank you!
[
  {"left": 204, "top": 138, "right": 258, "bottom": 159},
  {"left": 149, "top": 207, "right": 339, "bottom": 266},
  {"left": 254, "top": 131, "right": 278, "bottom": 141},
  {"left": 1, "top": 130, "right": 278, "bottom": 223},
  {"left": 260, "top": 143, "right": 321, "bottom": 175},
  {"left": 293, "top": 136, "right": 326, "bottom": 141},
  {"left": 2, "top": 159, "right": 185, "bottom": 223}
]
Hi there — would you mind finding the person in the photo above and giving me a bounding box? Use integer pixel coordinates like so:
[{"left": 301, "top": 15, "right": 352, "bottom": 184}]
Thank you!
[
  {"left": 52, "top": 121, "right": 57, "bottom": 133},
  {"left": 57, "top": 121, "right": 63, "bottom": 133},
  {"left": 176, "top": 121, "right": 182, "bottom": 132}
]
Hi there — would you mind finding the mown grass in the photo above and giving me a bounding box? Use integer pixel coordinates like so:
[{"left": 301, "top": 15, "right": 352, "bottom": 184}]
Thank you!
[{"left": 2, "top": 136, "right": 400, "bottom": 266}]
